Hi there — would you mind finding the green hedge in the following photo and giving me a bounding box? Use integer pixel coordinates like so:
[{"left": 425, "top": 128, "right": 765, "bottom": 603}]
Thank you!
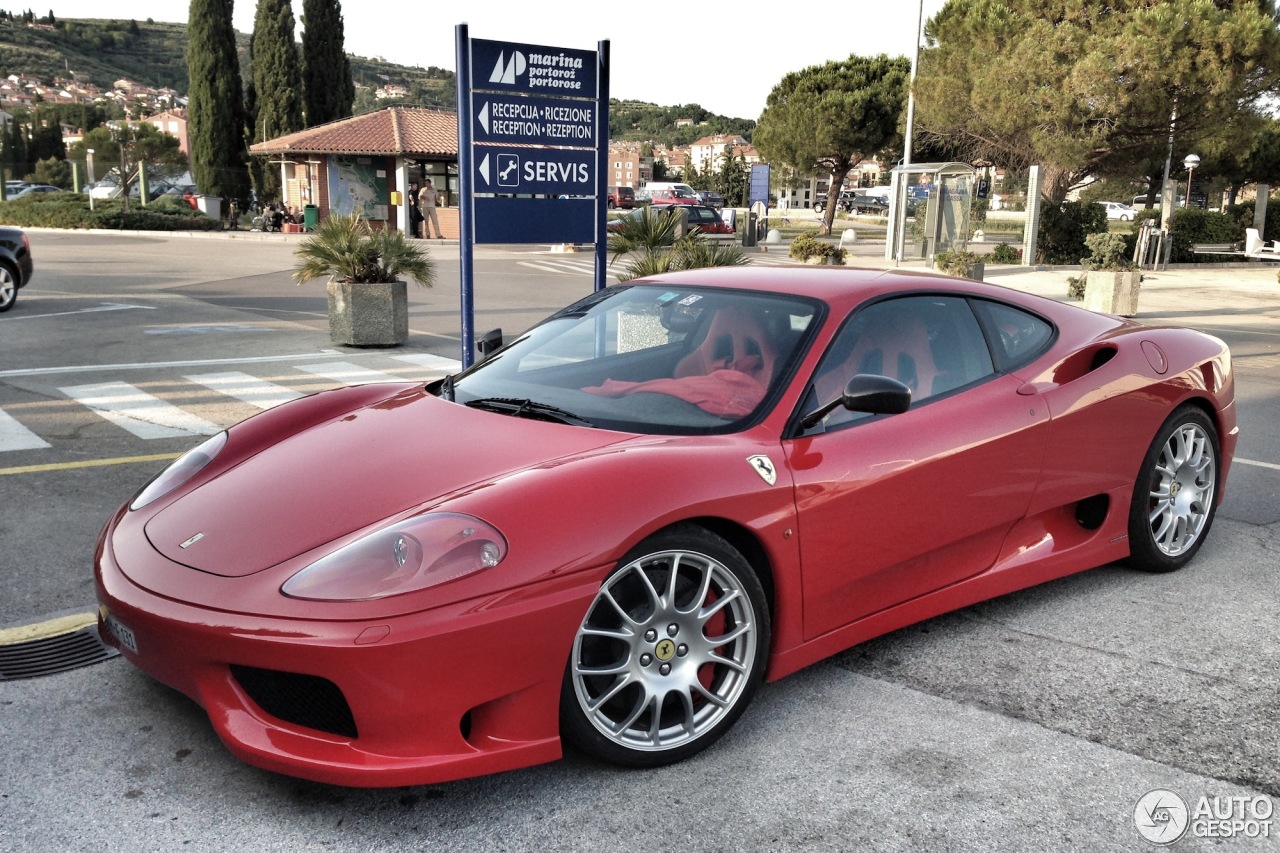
[
  {"left": 0, "top": 194, "right": 223, "bottom": 231},
  {"left": 1168, "top": 208, "right": 1243, "bottom": 263}
]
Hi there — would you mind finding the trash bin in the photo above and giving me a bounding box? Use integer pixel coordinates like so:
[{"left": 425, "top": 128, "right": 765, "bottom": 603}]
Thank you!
[
  {"left": 303, "top": 204, "right": 319, "bottom": 231},
  {"left": 196, "top": 195, "right": 222, "bottom": 220}
]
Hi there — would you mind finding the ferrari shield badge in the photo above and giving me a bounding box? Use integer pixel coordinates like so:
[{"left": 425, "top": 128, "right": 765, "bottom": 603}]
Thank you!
[{"left": 747, "top": 455, "right": 777, "bottom": 486}]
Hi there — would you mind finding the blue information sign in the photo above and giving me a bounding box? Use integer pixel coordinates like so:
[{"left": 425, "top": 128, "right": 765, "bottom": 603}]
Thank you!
[
  {"left": 472, "top": 93, "right": 596, "bottom": 147},
  {"left": 473, "top": 146, "right": 595, "bottom": 196},
  {"left": 474, "top": 198, "right": 595, "bottom": 244},
  {"left": 471, "top": 38, "right": 598, "bottom": 96}
]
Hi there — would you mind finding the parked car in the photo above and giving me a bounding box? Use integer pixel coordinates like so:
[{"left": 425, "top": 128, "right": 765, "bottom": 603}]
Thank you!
[
  {"left": 648, "top": 186, "right": 700, "bottom": 205},
  {"left": 609, "top": 203, "right": 733, "bottom": 234},
  {"left": 847, "top": 194, "right": 890, "bottom": 215},
  {"left": 4, "top": 180, "right": 30, "bottom": 198},
  {"left": 1099, "top": 201, "right": 1136, "bottom": 221},
  {"left": 96, "top": 266, "right": 1235, "bottom": 787},
  {"left": 607, "top": 186, "right": 635, "bottom": 209},
  {"left": 0, "top": 225, "right": 34, "bottom": 312},
  {"left": 695, "top": 190, "right": 725, "bottom": 208},
  {"left": 815, "top": 191, "right": 889, "bottom": 215},
  {"left": 11, "top": 183, "right": 64, "bottom": 198}
]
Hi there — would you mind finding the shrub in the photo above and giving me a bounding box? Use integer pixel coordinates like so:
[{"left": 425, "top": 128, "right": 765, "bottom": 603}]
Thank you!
[
  {"left": 0, "top": 194, "right": 222, "bottom": 231},
  {"left": 1083, "top": 232, "right": 1136, "bottom": 271},
  {"left": 1037, "top": 200, "right": 1106, "bottom": 264},
  {"left": 788, "top": 232, "right": 845, "bottom": 264},
  {"left": 1167, "top": 208, "right": 1243, "bottom": 263},
  {"left": 988, "top": 242, "right": 1021, "bottom": 264},
  {"left": 934, "top": 249, "right": 981, "bottom": 277}
]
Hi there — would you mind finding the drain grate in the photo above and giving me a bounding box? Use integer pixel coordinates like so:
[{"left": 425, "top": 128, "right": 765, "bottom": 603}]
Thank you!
[{"left": 0, "top": 623, "right": 120, "bottom": 681}]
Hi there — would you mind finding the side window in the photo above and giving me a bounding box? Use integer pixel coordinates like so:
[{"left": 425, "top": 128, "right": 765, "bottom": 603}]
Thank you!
[
  {"left": 971, "top": 299, "right": 1055, "bottom": 371},
  {"left": 809, "top": 295, "right": 995, "bottom": 427}
]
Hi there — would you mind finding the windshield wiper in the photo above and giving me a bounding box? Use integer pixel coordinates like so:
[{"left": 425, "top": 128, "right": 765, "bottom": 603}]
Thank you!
[{"left": 464, "top": 397, "right": 594, "bottom": 427}]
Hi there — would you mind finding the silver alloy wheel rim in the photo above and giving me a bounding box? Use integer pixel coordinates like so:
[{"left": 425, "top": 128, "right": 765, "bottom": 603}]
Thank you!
[
  {"left": 571, "top": 549, "right": 756, "bottom": 752},
  {"left": 0, "top": 268, "right": 14, "bottom": 307},
  {"left": 1147, "top": 422, "right": 1216, "bottom": 556}
]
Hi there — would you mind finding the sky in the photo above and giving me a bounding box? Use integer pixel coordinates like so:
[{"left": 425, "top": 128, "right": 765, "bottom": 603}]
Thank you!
[{"left": 42, "top": 1, "right": 949, "bottom": 119}]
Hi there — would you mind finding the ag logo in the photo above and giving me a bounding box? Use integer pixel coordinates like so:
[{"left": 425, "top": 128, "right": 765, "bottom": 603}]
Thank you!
[
  {"left": 747, "top": 455, "right": 776, "bottom": 486},
  {"left": 1134, "top": 789, "right": 1189, "bottom": 845}
]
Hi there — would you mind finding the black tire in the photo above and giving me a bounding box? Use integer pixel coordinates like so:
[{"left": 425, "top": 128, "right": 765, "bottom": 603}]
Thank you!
[
  {"left": 0, "top": 262, "right": 17, "bottom": 313},
  {"left": 561, "top": 524, "right": 770, "bottom": 767},
  {"left": 1126, "top": 405, "right": 1220, "bottom": 572}
]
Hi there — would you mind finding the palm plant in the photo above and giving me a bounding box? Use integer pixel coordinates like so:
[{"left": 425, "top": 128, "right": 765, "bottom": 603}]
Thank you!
[
  {"left": 293, "top": 213, "right": 434, "bottom": 286},
  {"left": 607, "top": 206, "right": 747, "bottom": 282}
]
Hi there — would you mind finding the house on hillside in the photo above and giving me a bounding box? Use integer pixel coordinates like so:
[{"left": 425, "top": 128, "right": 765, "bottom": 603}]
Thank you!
[{"left": 145, "top": 109, "right": 189, "bottom": 154}]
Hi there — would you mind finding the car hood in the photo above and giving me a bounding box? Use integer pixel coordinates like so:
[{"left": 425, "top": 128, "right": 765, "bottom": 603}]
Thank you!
[{"left": 143, "top": 390, "right": 630, "bottom": 577}]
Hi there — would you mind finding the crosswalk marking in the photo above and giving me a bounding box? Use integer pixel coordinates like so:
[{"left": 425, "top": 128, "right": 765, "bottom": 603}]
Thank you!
[
  {"left": 59, "top": 381, "right": 223, "bottom": 440},
  {"left": 391, "top": 354, "right": 464, "bottom": 373},
  {"left": 185, "top": 371, "right": 304, "bottom": 410},
  {"left": 2, "top": 353, "right": 466, "bottom": 454},
  {"left": 0, "top": 408, "right": 50, "bottom": 451},
  {"left": 293, "top": 361, "right": 408, "bottom": 385}
]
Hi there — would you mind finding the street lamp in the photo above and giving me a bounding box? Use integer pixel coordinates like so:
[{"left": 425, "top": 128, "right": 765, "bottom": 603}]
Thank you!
[{"left": 1183, "top": 153, "right": 1200, "bottom": 209}]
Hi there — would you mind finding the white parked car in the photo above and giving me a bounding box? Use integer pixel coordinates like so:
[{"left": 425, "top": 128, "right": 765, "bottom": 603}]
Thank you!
[{"left": 1099, "top": 201, "right": 1137, "bottom": 221}]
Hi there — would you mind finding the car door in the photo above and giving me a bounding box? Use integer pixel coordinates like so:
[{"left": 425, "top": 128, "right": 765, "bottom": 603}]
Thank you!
[{"left": 784, "top": 294, "right": 1051, "bottom": 639}]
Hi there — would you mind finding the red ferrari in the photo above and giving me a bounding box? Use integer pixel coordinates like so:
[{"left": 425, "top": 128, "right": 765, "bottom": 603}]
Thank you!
[{"left": 95, "top": 267, "right": 1236, "bottom": 787}]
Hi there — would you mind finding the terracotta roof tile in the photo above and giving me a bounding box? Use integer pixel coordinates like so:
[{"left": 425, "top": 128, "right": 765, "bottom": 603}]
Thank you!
[{"left": 250, "top": 106, "right": 457, "bottom": 157}]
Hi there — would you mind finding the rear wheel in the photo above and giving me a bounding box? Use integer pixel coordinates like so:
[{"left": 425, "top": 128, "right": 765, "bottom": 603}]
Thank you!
[
  {"left": 1127, "top": 406, "right": 1220, "bottom": 572},
  {"left": 561, "top": 525, "right": 769, "bottom": 767},
  {"left": 0, "top": 263, "right": 17, "bottom": 312}
]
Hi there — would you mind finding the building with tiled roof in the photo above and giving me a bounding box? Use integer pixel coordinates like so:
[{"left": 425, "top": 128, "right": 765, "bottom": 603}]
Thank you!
[{"left": 250, "top": 106, "right": 459, "bottom": 236}]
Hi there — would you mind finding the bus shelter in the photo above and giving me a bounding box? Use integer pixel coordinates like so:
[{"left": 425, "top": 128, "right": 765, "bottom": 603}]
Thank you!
[{"left": 885, "top": 162, "right": 978, "bottom": 263}]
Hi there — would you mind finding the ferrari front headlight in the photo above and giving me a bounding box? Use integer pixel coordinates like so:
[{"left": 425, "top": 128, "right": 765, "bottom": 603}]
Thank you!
[
  {"left": 130, "top": 431, "right": 228, "bottom": 511},
  {"left": 280, "top": 513, "right": 507, "bottom": 601}
]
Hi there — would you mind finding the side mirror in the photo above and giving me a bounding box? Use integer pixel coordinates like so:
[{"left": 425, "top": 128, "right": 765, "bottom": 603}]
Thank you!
[
  {"left": 800, "top": 374, "right": 912, "bottom": 430},
  {"left": 477, "top": 328, "right": 503, "bottom": 361}
]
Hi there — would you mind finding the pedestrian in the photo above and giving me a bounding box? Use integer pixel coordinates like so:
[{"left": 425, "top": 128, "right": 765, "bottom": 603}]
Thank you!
[
  {"left": 226, "top": 199, "right": 239, "bottom": 230},
  {"left": 408, "top": 181, "right": 422, "bottom": 238},
  {"left": 418, "top": 179, "right": 441, "bottom": 239}
]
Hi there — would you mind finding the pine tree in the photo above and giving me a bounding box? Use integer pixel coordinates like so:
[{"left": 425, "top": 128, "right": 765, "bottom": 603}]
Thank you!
[
  {"left": 249, "top": 0, "right": 304, "bottom": 202},
  {"left": 301, "top": 0, "right": 354, "bottom": 127},
  {"left": 186, "top": 0, "right": 250, "bottom": 203}
]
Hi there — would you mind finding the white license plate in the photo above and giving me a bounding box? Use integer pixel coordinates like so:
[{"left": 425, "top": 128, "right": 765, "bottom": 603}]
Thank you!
[{"left": 105, "top": 614, "right": 138, "bottom": 655}]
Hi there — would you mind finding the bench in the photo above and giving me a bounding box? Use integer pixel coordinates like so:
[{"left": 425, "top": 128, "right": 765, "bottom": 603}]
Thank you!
[{"left": 1192, "top": 242, "right": 1236, "bottom": 255}]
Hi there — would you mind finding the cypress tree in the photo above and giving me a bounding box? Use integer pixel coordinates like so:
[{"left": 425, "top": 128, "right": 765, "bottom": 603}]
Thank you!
[
  {"left": 301, "top": 0, "right": 354, "bottom": 126},
  {"left": 186, "top": 0, "right": 250, "bottom": 203},
  {"left": 249, "top": 0, "right": 304, "bottom": 202}
]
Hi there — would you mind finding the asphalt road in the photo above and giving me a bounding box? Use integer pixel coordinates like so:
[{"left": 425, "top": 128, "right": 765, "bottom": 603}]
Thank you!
[{"left": 1, "top": 231, "right": 1277, "bottom": 851}]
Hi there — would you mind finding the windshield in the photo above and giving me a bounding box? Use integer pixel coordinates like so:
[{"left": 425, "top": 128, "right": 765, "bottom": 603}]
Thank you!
[{"left": 447, "top": 285, "right": 820, "bottom": 434}]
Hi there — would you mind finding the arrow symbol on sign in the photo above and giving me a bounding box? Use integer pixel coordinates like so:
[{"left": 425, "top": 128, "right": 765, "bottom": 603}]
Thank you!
[
  {"left": 478, "top": 101, "right": 490, "bottom": 133},
  {"left": 478, "top": 152, "right": 490, "bottom": 185}
]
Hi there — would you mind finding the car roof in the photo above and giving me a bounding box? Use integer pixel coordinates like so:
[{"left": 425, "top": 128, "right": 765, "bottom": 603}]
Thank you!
[{"left": 628, "top": 266, "right": 1089, "bottom": 318}]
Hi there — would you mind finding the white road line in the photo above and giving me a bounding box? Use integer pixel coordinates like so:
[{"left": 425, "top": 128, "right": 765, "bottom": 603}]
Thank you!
[
  {"left": 0, "top": 351, "right": 345, "bottom": 379},
  {"left": 59, "top": 381, "right": 222, "bottom": 440},
  {"left": 0, "top": 408, "right": 50, "bottom": 451},
  {"left": 518, "top": 261, "right": 594, "bottom": 275},
  {"left": 1236, "top": 457, "right": 1280, "bottom": 472},
  {"left": 185, "top": 371, "right": 304, "bottom": 410},
  {"left": 391, "top": 354, "right": 463, "bottom": 373},
  {"left": 294, "top": 361, "right": 407, "bottom": 385}
]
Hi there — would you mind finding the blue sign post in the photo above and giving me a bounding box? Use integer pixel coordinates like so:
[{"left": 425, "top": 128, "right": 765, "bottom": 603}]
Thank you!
[{"left": 456, "top": 27, "right": 609, "bottom": 367}]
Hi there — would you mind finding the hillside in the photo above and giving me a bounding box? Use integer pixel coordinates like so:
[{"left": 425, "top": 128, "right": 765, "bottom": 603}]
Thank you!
[{"left": 0, "top": 16, "right": 752, "bottom": 142}]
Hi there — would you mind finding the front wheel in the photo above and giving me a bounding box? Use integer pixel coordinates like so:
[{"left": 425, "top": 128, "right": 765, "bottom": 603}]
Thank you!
[
  {"left": 561, "top": 525, "right": 769, "bottom": 767},
  {"left": 1127, "top": 406, "right": 1220, "bottom": 572}
]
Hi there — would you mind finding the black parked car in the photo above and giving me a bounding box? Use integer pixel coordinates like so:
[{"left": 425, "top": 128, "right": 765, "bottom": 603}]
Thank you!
[{"left": 0, "top": 226, "right": 34, "bottom": 312}]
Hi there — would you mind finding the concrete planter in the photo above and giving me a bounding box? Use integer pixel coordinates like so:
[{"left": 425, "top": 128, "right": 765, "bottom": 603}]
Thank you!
[
  {"left": 1083, "top": 270, "right": 1141, "bottom": 317},
  {"left": 326, "top": 279, "right": 408, "bottom": 347}
]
